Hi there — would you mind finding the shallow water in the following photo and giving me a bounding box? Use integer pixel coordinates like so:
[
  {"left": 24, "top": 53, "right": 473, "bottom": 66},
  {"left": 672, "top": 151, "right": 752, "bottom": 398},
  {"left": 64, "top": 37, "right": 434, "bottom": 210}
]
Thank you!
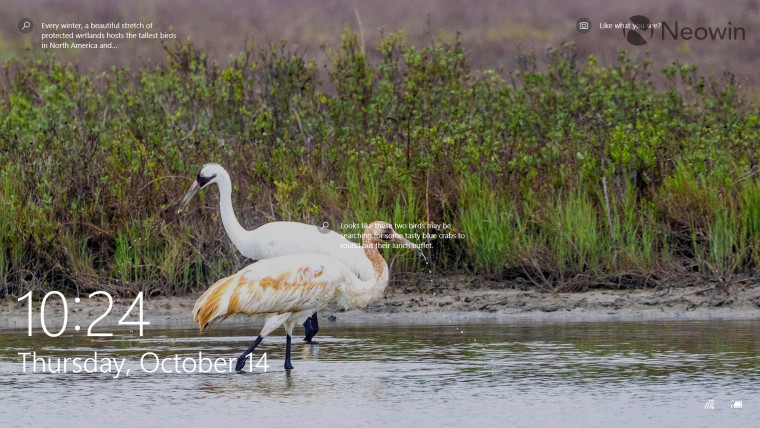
[{"left": 1, "top": 320, "right": 758, "bottom": 427}]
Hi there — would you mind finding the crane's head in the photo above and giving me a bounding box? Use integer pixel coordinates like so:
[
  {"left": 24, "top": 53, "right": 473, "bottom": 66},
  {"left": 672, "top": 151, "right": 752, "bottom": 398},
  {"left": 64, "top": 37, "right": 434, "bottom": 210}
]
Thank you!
[
  {"left": 177, "top": 163, "right": 225, "bottom": 213},
  {"left": 365, "top": 221, "right": 424, "bottom": 258}
]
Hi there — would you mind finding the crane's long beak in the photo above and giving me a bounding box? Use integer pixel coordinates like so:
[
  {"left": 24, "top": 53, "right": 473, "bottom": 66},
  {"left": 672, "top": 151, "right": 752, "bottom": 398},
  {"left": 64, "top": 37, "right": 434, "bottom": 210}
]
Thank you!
[
  {"left": 391, "top": 232, "right": 426, "bottom": 261},
  {"left": 177, "top": 180, "right": 200, "bottom": 213}
]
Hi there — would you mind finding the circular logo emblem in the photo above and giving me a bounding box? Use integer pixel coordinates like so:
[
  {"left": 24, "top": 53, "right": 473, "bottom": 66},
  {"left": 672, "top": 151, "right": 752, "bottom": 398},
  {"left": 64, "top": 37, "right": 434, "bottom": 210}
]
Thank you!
[{"left": 623, "top": 15, "right": 654, "bottom": 46}]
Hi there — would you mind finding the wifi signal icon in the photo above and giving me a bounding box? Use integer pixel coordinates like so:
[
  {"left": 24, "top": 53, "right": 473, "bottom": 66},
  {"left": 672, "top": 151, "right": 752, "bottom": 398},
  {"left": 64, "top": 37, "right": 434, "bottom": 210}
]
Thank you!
[{"left": 704, "top": 399, "right": 715, "bottom": 410}]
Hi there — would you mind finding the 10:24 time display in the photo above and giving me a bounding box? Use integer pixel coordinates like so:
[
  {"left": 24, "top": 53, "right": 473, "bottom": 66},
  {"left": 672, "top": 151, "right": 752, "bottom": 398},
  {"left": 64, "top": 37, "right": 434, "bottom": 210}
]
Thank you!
[{"left": 17, "top": 291, "right": 150, "bottom": 337}]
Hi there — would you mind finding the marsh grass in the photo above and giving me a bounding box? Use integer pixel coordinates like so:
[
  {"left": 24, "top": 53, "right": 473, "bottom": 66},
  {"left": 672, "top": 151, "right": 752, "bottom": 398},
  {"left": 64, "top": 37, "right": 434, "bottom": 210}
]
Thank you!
[
  {"left": 2, "top": 31, "right": 760, "bottom": 296},
  {"left": 458, "top": 175, "right": 518, "bottom": 275},
  {"left": 741, "top": 179, "right": 760, "bottom": 270},
  {"left": 707, "top": 206, "right": 741, "bottom": 273},
  {"left": 546, "top": 190, "right": 608, "bottom": 280},
  {"left": 609, "top": 186, "right": 659, "bottom": 270}
]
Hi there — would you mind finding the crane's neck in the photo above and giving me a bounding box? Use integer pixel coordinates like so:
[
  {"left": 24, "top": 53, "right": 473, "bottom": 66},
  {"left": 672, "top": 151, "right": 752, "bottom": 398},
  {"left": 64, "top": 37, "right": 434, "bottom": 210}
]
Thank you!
[
  {"left": 341, "top": 235, "right": 390, "bottom": 308},
  {"left": 214, "top": 170, "right": 249, "bottom": 252},
  {"left": 362, "top": 240, "right": 388, "bottom": 285}
]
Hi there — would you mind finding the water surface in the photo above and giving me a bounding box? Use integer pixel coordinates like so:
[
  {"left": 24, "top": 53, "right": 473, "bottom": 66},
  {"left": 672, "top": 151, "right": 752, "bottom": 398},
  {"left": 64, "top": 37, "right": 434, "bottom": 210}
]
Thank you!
[{"left": 1, "top": 320, "right": 758, "bottom": 426}]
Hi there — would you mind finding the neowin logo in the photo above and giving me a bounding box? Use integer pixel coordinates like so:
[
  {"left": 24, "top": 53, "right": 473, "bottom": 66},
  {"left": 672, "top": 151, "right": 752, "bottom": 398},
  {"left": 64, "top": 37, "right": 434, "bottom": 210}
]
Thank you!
[{"left": 623, "top": 15, "right": 745, "bottom": 46}]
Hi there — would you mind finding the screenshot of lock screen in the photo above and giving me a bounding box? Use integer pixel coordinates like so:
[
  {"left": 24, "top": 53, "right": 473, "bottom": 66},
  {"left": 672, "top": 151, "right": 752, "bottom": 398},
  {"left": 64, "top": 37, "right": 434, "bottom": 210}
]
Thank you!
[{"left": 1, "top": 1, "right": 757, "bottom": 426}]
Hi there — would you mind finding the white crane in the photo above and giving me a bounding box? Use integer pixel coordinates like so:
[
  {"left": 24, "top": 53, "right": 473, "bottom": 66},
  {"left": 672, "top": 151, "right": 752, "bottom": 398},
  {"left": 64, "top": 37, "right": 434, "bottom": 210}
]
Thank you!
[
  {"left": 193, "top": 221, "right": 421, "bottom": 371},
  {"left": 178, "top": 163, "right": 376, "bottom": 342}
]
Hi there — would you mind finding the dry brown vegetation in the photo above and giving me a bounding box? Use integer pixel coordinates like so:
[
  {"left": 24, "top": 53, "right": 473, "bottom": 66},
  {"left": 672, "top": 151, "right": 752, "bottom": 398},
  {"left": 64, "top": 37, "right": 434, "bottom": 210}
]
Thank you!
[{"left": 3, "top": 0, "right": 760, "bottom": 88}]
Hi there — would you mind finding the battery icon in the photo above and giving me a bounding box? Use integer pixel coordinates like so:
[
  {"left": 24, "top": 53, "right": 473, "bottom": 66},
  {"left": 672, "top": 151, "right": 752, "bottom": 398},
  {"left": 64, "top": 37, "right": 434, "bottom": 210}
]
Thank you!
[{"left": 731, "top": 400, "right": 743, "bottom": 409}]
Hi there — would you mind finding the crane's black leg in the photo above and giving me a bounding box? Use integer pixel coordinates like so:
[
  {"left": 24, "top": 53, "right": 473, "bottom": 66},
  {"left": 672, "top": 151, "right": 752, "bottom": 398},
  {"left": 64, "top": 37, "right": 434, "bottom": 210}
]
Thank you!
[
  {"left": 235, "top": 335, "right": 263, "bottom": 372},
  {"left": 284, "top": 334, "right": 294, "bottom": 370},
  {"left": 303, "top": 316, "right": 313, "bottom": 342},
  {"left": 303, "top": 312, "right": 319, "bottom": 343},
  {"left": 310, "top": 312, "right": 319, "bottom": 336}
]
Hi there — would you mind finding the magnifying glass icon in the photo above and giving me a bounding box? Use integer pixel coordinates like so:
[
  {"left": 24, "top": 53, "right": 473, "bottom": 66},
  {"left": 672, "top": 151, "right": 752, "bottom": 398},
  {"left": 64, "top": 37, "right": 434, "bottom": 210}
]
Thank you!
[
  {"left": 318, "top": 221, "right": 330, "bottom": 234},
  {"left": 18, "top": 18, "right": 33, "bottom": 33}
]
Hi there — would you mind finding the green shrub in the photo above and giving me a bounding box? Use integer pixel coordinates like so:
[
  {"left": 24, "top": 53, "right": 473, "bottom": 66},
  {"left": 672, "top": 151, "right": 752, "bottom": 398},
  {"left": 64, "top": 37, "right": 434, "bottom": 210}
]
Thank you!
[{"left": 1, "top": 30, "right": 759, "bottom": 296}]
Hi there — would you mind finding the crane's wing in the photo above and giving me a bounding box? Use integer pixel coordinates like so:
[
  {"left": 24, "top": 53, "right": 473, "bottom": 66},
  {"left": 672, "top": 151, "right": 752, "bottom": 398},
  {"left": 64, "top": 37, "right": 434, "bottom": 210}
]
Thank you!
[
  {"left": 192, "top": 255, "right": 348, "bottom": 331},
  {"left": 247, "top": 222, "right": 376, "bottom": 281}
]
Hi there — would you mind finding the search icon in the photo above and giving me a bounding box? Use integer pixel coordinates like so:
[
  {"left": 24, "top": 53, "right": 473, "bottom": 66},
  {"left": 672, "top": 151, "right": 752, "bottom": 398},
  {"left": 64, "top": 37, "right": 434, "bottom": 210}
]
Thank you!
[
  {"left": 18, "top": 18, "right": 33, "bottom": 33},
  {"left": 318, "top": 221, "right": 330, "bottom": 234}
]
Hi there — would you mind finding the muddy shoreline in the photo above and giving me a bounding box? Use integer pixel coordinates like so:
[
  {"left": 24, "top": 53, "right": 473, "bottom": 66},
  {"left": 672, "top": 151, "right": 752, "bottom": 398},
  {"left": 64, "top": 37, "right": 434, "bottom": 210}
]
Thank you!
[{"left": 2, "top": 276, "right": 759, "bottom": 330}]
